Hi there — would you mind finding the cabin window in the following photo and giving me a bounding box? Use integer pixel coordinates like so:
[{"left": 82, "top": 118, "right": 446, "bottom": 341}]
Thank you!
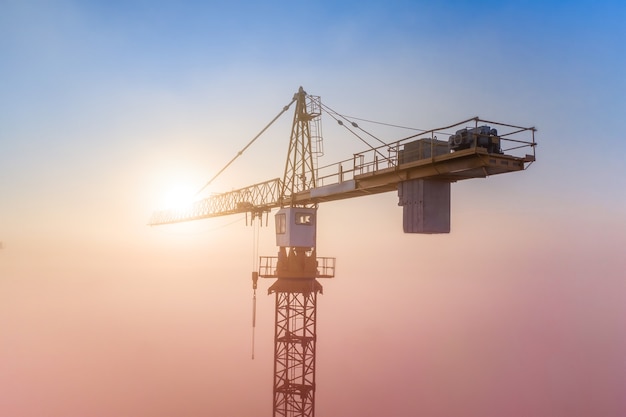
[
  {"left": 295, "top": 212, "right": 313, "bottom": 225},
  {"left": 276, "top": 213, "right": 286, "bottom": 234}
]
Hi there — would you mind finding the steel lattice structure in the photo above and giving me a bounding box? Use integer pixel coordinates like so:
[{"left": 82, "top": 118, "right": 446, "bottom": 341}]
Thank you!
[
  {"left": 281, "top": 91, "right": 320, "bottom": 206},
  {"left": 269, "top": 279, "right": 322, "bottom": 417},
  {"left": 149, "top": 178, "right": 283, "bottom": 225}
]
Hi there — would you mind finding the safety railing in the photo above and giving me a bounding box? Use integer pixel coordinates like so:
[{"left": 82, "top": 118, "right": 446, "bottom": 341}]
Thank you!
[
  {"left": 314, "top": 117, "right": 536, "bottom": 187},
  {"left": 258, "top": 256, "right": 336, "bottom": 279}
]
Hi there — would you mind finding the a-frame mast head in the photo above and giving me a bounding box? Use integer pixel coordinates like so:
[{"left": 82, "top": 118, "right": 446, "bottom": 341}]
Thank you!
[{"left": 280, "top": 86, "right": 320, "bottom": 208}]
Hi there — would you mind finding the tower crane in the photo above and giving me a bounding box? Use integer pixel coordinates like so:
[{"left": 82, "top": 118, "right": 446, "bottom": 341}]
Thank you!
[{"left": 149, "top": 87, "right": 536, "bottom": 417}]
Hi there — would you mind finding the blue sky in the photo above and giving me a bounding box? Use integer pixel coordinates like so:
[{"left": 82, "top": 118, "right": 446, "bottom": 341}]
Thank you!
[{"left": 1, "top": 1, "right": 625, "bottom": 416}]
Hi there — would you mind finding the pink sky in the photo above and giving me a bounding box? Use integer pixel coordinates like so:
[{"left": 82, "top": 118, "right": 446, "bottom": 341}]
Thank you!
[{"left": 2, "top": 192, "right": 624, "bottom": 416}]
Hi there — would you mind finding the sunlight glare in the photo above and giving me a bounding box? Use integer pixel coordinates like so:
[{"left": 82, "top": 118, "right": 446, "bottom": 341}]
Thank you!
[{"left": 161, "top": 183, "right": 197, "bottom": 211}]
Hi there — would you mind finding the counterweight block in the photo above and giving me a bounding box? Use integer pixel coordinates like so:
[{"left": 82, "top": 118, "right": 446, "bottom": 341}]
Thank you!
[{"left": 398, "top": 178, "right": 451, "bottom": 234}]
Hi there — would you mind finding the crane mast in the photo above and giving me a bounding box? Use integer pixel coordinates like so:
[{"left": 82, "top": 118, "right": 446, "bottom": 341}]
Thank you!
[
  {"left": 149, "top": 87, "right": 536, "bottom": 417},
  {"left": 267, "top": 87, "right": 329, "bottom": 417}
]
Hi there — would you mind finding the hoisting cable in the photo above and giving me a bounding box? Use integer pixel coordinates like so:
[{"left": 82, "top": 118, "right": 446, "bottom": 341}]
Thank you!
[
  {"left": 394, "top": 116, "right": 480, "bottom": 144},
  {"left": 330, "top": 114, "right": 428, "bottom": 133},
  {"left": 250, "top": 212, "right": 261, "bottom": 360},
  {"left": 321, "top": 104, "right": 389, "bottom": 161},
  {"left": 196, "top": 95, "right": 297, "bottom": 197},
  {"left": 322, "top": 104, "right": 446, "bottom": 144},
  {"left": 322, "top": 104, "right": 458, "bottom": 157},
  {"left": 321, "top": 103, "right": 389, "bottom": 147}
]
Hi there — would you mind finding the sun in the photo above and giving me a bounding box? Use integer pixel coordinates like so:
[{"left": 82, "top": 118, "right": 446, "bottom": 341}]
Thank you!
[{"left": 161, "top": 183, "right": 197, "bottom": 211}]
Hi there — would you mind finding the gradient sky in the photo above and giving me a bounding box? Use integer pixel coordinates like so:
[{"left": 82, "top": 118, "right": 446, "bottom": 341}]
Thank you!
[{"left": 1, "top": 1, "right": 625, "bottom": 416}]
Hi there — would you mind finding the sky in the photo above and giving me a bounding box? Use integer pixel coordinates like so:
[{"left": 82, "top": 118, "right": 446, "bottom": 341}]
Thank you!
[{"left": 1, "top": 0, "right": 625, "bottom": 416}]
